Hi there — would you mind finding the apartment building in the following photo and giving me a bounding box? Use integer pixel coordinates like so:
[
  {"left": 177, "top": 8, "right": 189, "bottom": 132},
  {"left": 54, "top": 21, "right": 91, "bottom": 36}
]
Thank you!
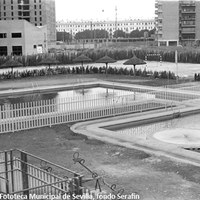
[
  {"left": 56, "top": 19, "right": 155, "bottom": 38},
  {"left": 155, "top": 0, "right": 200, "bottom": 46},
  {"left": 0, "top": 0, "right": 56, "bottom": 43}
]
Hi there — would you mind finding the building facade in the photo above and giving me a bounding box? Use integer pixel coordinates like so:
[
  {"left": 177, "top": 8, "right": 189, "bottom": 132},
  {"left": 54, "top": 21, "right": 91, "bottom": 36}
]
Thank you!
[
  {"left": 56, "top": 19, "right": 155, "bottom": 38},
  {"left": 155, "top": 0, "right": 200, "bottom": 46},
  {"left": 0, "top": 20, "right": 47, "bottom": 56},
  {"left": 0, "top": 0, "right": 56, "bottom": 43}
]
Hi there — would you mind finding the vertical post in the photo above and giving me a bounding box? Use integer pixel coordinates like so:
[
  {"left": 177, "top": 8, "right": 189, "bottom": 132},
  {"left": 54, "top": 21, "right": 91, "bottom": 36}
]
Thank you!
[
  {"left": 175, "top": 50, "right": 178, "bottom": 83},
  {"left": 4, "top": 152, "right": 9, "bottom": 193},
  {"left": 10, "top": 151, "right": 15, "bottom": 192},
  {"left": 21, "top": 152, "right": 29, "bottom": 196},
  {"left": 74, "top": 174, "right": 82, "bottom": 195}
]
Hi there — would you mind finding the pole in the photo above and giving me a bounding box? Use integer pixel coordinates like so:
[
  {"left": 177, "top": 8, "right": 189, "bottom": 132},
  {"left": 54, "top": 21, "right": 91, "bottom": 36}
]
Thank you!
[{"left": 175, "top": 50, "right": 178, "bottom": 83}]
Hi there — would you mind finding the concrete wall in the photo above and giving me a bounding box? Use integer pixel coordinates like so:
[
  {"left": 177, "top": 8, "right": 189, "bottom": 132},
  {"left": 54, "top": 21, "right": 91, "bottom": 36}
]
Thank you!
[{"left": 24, "top": 21, "right": 48, "bottom": 55}]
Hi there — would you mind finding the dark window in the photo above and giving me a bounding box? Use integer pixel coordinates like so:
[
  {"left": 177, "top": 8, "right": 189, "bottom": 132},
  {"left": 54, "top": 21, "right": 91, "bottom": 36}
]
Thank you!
[
  {"left": 12, "top": 46, "right": 22, "bottom": 55},
  {"left": 40, "top": 11, "right": 42, "bottom": 15},
  {"left": 40, "top": 23, "right": 42, "bottom": 26},
  {"left": 12, "top": 33, "right": 22, "bottom": 38},
  {"left": 35, "top": 23, "right": 37, "bottom": 26},
  {"left": 11, "top": 6, "right": 13, "bottom": 10},
  {"left": 23, "top": 5, "right": 29, "bottom": 10},
  {"left": 34, "top": 0, "right": 36, "bottom": 2},
  {"left": 35, "top": 17, "right": 37, "bottom": 21},
  {"left": 11, "top": 12, "right": 13, "bottom": 16},
  {"left": 11, "top": 0, "right": 13, "bottom": 4},
  {"left": 4, "top": 6, "right": 6, "bottom": 10},
  {"left": 40, "top": 17, "right": 42, "bottom": 21},
  {"left": 35, "top": 11, "right": 37, "bottom": 15},
  {"left": 34, "top": 5, "right": 36, "bottom": 9},
  {"left": 3, "top": 0, "right": 5, "bottom": 4},
  {"left": 0, "top": 46, "right": 7, "bottom": 56},
  {"left": 39, "top": 5, "right": 41, "bottom": 9},
  {"left": 33, "top": 45, "right": 37, "bottom": 49},
  {"left": 0, "top": 33, "right": 7, "bottom": 38},
  {"left": 23, "top": 12, "right": 30, "bottom": 16},
  {"left": 4, "top": 12, "right": 6, "bottom": 16}
]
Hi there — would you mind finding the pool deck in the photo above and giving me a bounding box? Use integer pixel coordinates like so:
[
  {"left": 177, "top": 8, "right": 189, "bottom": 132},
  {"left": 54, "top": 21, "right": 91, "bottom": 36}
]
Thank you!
[{"left": 71, "top": 105, "right": 200, "bottom": 167}]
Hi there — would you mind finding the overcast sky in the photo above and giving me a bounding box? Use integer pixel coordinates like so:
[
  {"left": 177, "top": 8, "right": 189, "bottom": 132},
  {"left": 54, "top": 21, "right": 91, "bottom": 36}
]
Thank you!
[{"left": 55, "top": 0, "right": 155, "bottom": 21}]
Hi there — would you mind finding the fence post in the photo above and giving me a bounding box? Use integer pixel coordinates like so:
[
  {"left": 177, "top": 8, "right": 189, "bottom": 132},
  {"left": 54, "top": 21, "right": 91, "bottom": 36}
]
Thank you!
[
  {"left": 4, "top": 151, "right": 9, "bottom": 194},
  {"left": 74, "top": 174, "right": 82, "bottom": 195},
  {"left": 21, "top": 152, "right": 29, "bottom": 196}
]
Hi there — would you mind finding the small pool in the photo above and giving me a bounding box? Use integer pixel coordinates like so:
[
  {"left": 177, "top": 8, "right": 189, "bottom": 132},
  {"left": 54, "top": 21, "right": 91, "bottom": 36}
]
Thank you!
[
  {"left": 106, "top": 114, "right": 200, "bottom": 146},
  {"left": 0, "top": 86, "right": 155, "bottom": 113}
]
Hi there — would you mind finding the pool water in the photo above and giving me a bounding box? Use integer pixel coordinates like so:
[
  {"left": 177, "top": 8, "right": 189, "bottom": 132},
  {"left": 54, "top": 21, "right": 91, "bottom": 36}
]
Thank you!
[{"left": 111, "top": 114, "right": 200, "bottom": 145}]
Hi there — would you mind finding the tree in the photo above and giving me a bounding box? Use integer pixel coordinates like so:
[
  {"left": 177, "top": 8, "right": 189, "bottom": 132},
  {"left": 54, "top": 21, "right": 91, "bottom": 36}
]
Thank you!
[
  {"left": 129, "top": 29, "right": 141, "bottom": 38},
  {"left": 74, "top": 29, "right": 109, "bottom": 40},
  {"left": 56, "top": 31, "right": 72, "bottom": 42},
  {"left": 113, "top": 30, "right": 126, "bottom": 38}
]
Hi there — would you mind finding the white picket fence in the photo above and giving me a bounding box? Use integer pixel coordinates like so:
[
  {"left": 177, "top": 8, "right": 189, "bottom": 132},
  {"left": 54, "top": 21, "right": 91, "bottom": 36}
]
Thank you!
[{"left": 0, "top": 98, "right": 168, "bottom": 134}]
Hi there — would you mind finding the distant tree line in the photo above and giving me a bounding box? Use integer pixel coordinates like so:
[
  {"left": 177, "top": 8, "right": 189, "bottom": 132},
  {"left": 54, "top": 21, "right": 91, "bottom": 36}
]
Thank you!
[{"left": 56, "top": 28, "right": 156, "bottom": 41}]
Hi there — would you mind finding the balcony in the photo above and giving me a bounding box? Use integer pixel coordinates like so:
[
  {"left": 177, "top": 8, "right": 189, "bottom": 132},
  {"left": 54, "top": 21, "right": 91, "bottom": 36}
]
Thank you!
[
  {"left": 181, "top": 9, "right": 195, "bottom": 14},
  {"left": 181, "top": 23, "right": 195, "bottom": 27}
]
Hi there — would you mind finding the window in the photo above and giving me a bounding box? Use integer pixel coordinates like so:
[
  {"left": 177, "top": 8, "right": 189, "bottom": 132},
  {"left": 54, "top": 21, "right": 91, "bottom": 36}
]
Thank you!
[
  {"left": 11, "top": 6, "right": 13, "bottom": 10},
  {"left": 3, "top": 0, "right": 5, "bottom": 4},
  {"left": 11, "top": 0, "right": 13, "bottom": 4},
  {"left": 40, "top": 17, "right": 42, "bottom": 21},
  {"left": 0, "top": 46, "right": 7, "bottom": 56},
  {"left": 35, "top": 17, "right": 37, "bottom": 21},
  {"left": 40, "top": 11, "right": 42, "bottom": 15},
  {"left": 34, "top": 0, "right": 36, "bottom": 2},
  {"left": 35, "top": 11, "right": 37, "bottom": 15},
  {"left": 34, "top": 5, "right": 36, "bottom": 9},
  {"left": 33, "top": 45, "right": 37, "bottom": 49},
  {"left": 11, "top": 12, "right": 13, "bottom": 16},
  {"left": 4, "top": 12, "right": 6, "bottom": 16},
  {"left": 12, "top": 46, "right": 22, "bottom": 55},
  {"left": 4, "top": 6, "right": 6, "bottom": 10},
  {"left": 40, "top": 23, "right": 42, "bottom": 26},
  {"left": 0, "top": 33, "right": 7, "bottom": 38},
  {"left": 39, "top": 5, "right": 41, "bottom": 9},
  {"left": 12, "top": 33, "right": 22, "bottom": 38}
]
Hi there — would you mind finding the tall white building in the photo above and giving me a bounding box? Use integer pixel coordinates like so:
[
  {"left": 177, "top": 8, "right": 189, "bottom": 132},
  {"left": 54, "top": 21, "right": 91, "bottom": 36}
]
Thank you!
[{"left": 56, "top": 19, "right": 155, "bottom": 38}]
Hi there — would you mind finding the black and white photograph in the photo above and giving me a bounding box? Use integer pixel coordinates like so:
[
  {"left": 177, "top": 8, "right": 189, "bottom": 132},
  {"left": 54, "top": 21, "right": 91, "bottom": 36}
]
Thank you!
[{"left": 0, "top": 0, "right": 200, "bottom": 199}]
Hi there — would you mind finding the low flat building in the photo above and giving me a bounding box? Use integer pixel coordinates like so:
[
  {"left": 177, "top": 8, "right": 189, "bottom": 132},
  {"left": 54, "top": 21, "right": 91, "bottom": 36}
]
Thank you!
[{"left": 0, "top": 20, "right": 47, "bottom": 56}]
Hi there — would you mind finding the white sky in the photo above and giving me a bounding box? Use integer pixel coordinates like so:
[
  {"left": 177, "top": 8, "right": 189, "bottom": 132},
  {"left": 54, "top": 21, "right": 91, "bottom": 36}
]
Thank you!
[{"left": 55, "top": 0, "right": 155, "bottom": 21}]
